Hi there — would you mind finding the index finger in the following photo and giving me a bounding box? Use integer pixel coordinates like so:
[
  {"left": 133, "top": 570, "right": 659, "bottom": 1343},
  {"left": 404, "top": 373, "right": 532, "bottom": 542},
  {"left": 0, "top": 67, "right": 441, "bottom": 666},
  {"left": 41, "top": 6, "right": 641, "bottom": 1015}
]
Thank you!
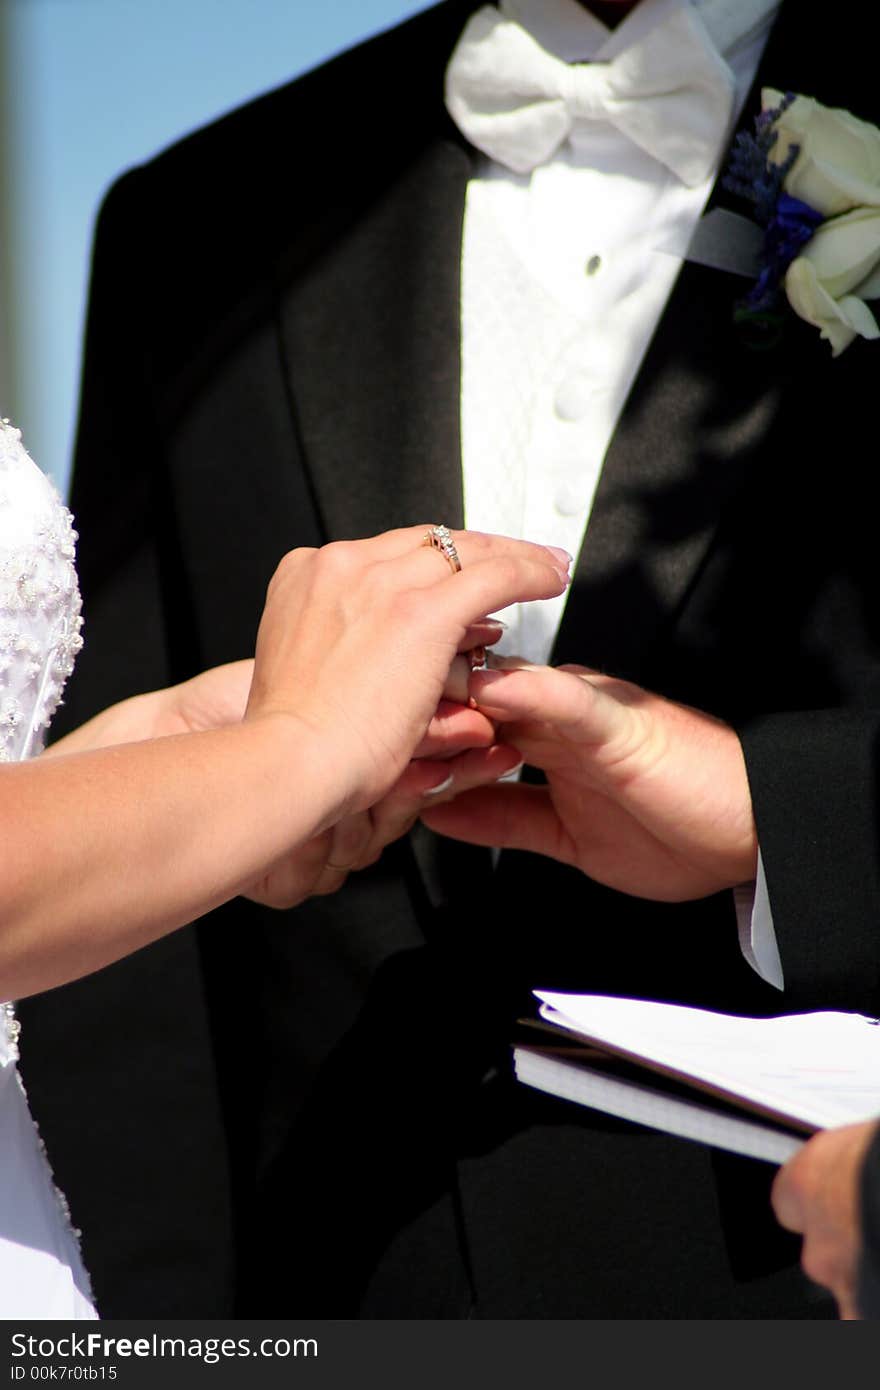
[{"left": 415, "top": 550, "right": 570, "bottom": 636}]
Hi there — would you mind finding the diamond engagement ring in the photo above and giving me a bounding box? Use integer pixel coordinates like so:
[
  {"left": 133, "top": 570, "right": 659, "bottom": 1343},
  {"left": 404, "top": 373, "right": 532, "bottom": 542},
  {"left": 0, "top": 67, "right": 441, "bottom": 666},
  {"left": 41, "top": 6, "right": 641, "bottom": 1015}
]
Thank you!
[{"left": 423, "top": 524, "right": 462, "bottom": 574}]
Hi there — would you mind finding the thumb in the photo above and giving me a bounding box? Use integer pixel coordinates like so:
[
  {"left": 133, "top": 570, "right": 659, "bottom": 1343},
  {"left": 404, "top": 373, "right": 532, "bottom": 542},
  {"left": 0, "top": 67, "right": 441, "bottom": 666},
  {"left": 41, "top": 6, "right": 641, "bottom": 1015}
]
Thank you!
[{"left": 770, "top": 1162, "right": 805, "bottom": 1234}]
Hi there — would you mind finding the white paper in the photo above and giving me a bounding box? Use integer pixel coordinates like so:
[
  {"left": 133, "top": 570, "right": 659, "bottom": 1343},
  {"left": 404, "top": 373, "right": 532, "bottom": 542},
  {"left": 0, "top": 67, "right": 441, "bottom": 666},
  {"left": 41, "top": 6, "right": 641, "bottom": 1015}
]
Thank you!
[{"left": 534, "top": 992, "right": 880, "bottom": 1131}]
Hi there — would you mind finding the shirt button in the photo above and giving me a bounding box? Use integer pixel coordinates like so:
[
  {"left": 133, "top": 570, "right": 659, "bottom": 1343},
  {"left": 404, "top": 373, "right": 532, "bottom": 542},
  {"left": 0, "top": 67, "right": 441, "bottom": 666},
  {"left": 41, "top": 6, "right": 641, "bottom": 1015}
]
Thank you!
[
  {"left": 555, "top": 483, "right": 587, "bottom": 517},
  {"left": 555, "top": 375, "right": 594, "bottom": 421}
]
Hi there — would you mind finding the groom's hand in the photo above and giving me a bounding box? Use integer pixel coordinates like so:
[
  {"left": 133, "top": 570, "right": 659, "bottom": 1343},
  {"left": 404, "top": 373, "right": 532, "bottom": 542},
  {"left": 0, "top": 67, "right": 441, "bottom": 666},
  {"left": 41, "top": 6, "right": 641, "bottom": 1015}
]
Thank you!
[{"left": 421, "top": 660, "right": 758, "bottom": 902}]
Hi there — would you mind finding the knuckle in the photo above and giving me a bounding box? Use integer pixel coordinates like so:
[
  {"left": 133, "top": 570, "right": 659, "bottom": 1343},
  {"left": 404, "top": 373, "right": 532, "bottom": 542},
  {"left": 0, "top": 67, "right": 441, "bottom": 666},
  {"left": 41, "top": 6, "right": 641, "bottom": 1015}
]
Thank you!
[
  {"left": 267, "top": 546, "right": 312, "bottom": 594},
  {"left": 318, "top": 539, "right": 359, "bottom": 577},
  {"left": 465, "top": 530, "right": 491, "bottom": 559}
]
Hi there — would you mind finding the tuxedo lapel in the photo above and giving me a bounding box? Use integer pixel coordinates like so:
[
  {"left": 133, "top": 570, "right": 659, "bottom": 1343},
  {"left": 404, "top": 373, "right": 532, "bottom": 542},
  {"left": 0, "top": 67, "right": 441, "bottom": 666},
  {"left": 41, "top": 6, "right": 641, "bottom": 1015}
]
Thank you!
[
  {"left": 551, "top": 0, "right": 826, "bottom": 683},
  {"left": 164, "top": 131, "right": 472, "bottom": 676},
  {"left": 550, "top": 257, "right": 786, "bottom": 681},
  {"left": 272, "top": 2, "right": 478, "bottom": 545},
  {"left": 276, "top": 135, "right": 472, "bottom": 543}
]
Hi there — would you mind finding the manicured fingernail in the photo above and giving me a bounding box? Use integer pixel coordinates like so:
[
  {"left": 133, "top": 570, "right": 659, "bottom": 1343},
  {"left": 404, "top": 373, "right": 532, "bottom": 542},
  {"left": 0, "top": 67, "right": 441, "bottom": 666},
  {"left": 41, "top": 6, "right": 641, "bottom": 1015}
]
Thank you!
[
  {"left": 497, "top": 761, "right": 523, "bottom": 780},
  {"left": 481, "top": 618, "right": 508, "bottom": 630},
  {"left": 423, "top": 772, "right": 454, "bottom": 797},
  {"left": 545, "top": 546, "right": 573, "bottom": 566}
]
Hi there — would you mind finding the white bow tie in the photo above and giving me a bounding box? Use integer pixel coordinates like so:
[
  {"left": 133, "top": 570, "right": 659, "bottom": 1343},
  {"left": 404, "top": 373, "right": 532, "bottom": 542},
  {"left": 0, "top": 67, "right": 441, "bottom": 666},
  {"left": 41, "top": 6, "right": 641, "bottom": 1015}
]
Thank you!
[{"left": 445, "top": 4, "right": 737, "bottom": 187}]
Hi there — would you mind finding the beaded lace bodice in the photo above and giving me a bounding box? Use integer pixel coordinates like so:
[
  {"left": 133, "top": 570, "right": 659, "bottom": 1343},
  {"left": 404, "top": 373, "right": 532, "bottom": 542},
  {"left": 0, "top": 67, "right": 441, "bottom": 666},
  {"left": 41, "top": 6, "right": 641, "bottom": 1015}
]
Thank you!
[{"left": 0, "top": 417, "right": 83, "bottom": 1065}]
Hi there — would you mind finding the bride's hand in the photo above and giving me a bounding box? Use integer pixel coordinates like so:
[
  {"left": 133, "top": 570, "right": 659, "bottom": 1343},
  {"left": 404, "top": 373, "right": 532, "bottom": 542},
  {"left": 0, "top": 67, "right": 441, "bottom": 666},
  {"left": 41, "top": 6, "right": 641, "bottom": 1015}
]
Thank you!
[
  {"left": 237, "top": 526, "right": 567, "bottom": 908},
  {"left": 243, "top": 738, "right": 522, "bottom": 908},
  {"left": 41, "top": 661, "right": 257, "bottom": 756},
  {"left": 133, "top": 616, "right": 504, "bottom": 744},
  {"left": 45, "top": 628, "right": 498, "bottom": 756},
  {"left": 242, "top": 657, "right": 516, "bottom": 910},
  {"left": 245, "top": 526, "right": 569, "bottom": 816},
  {"left": 40, "top": 649, "right": 516, "bottom": 929},
  {"left": 46, "top": 608, "right": 513, "bottom": 915}
]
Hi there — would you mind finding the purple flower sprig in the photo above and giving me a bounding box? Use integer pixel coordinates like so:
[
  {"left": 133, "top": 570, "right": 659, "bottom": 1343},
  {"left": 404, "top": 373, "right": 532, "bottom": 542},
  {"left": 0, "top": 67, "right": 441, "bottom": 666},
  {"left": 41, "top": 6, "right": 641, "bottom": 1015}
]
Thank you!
[
  {"left": 724, "top": 92, "right": 799, "bottom": 226},
  {"left": 748, "top": 192, "right": 823, "bottom": 314},
  {"left": 723, "top": 92, "right": 824, "bottom": 329}
]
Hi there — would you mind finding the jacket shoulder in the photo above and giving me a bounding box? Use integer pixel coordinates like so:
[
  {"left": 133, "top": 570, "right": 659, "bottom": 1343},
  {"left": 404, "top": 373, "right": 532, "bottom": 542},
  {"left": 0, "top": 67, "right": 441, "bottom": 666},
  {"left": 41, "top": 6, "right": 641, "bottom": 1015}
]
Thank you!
[{"left": 100, "top": 1, "right": 470, "bottom": 230}]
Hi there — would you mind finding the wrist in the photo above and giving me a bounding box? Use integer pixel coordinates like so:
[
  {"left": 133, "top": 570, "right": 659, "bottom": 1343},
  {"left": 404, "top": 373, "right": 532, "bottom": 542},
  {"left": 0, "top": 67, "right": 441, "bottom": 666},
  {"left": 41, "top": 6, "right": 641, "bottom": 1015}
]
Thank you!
[{"left": 243, "top": 708, "right": 361, "bottom": 832}]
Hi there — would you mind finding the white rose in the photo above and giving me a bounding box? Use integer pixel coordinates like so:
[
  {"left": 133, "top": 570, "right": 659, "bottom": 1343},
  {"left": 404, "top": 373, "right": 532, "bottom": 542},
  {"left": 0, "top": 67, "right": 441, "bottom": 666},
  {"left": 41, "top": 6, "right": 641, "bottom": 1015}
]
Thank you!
[
  {"left": 763, "top": 88, "right": 880, "bottom": 217},
  {"left": 785, "top": 207, "right": 880, "bottom": 355},
  {"left": 762, "top": 89, "right": 880, "bottom": 353}
]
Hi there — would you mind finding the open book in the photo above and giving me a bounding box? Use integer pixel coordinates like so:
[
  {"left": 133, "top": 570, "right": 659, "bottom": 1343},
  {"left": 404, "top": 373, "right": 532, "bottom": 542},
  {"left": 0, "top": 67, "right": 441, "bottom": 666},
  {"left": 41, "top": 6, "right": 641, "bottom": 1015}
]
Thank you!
[{"left": 513, "top": 992, "right": 880, "bottom": 1164}]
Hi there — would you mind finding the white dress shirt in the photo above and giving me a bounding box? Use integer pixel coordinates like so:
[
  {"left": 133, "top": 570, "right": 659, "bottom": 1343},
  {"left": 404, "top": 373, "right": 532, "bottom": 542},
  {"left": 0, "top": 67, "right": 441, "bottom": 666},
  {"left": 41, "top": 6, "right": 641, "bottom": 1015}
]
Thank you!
[{"left": 450, "top": 0, "right": 784, "bottom": 988}]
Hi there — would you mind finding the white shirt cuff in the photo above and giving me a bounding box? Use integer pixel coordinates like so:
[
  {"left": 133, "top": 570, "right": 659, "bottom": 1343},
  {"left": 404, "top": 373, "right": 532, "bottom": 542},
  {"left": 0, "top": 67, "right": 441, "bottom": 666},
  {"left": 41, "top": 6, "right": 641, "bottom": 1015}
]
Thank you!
[{"left": 733, "top": 848, "right": 784, "bottom": 991}]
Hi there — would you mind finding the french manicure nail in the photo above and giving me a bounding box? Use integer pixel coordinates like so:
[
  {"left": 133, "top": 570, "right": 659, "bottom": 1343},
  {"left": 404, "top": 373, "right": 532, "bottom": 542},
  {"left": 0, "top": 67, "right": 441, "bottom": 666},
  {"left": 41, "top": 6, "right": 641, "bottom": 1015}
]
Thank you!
[
  {"left": 545, "top": 546, "right": 573, "bottom": 566},
  {"left": 497, "top": 761, "right": 523, "bottom": 780},
  {"left": 423, "top": 773, "right": 454, "bottom": 797}
]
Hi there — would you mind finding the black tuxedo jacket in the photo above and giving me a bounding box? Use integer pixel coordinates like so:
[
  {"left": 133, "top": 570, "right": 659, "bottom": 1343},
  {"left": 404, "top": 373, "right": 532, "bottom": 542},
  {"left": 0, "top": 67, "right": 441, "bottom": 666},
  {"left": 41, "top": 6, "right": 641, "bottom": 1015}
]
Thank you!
[{"left": 18, "top": 1, "right": 880, "bottom": 1317}]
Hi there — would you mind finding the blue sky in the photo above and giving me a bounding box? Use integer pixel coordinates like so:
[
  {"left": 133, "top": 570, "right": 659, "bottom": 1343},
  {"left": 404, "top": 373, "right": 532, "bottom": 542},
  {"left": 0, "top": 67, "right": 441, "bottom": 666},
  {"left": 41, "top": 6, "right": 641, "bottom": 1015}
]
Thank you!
[{"left": 3, "top": 0, "right": 431, "bottom": 488}]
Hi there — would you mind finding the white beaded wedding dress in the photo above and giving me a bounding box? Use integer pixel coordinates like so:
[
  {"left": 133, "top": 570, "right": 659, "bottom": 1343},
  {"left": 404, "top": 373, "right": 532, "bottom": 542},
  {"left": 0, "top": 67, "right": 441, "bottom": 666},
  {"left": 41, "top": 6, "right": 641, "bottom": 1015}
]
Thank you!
[{"left": 0, "top": 417, "right": 97, "bottom": 1317}]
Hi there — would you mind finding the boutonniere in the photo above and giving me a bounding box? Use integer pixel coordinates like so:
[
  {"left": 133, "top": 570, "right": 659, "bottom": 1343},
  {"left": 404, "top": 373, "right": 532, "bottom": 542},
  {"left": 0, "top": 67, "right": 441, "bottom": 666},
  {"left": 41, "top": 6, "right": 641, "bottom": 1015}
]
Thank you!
[{"left": 724, "top": 88, "right": 880, "bottom": 355}]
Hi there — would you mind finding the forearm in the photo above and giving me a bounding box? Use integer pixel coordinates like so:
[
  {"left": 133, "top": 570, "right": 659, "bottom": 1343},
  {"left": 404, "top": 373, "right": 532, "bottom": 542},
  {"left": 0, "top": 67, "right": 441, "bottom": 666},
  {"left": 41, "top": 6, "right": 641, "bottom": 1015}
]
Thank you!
[
  {"left": 41, "top": 690, "right": 177, "bottom": 757},
  {"left": 0, "top": 716, "right": 341, "bottom": 1000},
  {"left": 44, "top": 662, "right": 257, "bottom": 757}
]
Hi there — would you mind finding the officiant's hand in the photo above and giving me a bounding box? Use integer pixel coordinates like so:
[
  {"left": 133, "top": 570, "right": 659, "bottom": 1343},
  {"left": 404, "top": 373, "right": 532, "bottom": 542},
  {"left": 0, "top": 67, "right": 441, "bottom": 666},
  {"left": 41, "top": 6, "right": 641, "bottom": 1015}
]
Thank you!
[
  {"left": 421, "top": 659, "right": 757, "bottom": 901},
  {"left": 771, "top": 1119, "right": 878, "bottom": 1319}
]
